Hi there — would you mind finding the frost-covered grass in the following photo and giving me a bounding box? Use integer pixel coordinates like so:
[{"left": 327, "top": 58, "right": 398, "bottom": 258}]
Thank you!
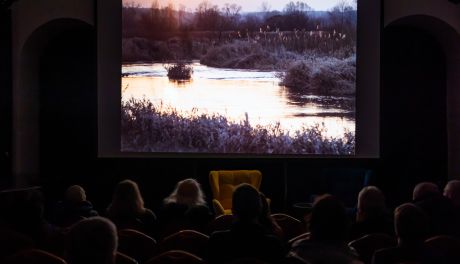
[
  {"left": 200, "top": 41, "right": 297, "bottom": 70},
  {"left": 200, "top": 41, "right": 356, "bottom": 96},
  {"left": 121, "top": 99, "right": 355, "bottom": 154}
]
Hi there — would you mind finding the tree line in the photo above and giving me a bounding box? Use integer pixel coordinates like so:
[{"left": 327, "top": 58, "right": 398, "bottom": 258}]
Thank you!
[{"left": 122, "top": 0, "right": 356, "bottom": 40}]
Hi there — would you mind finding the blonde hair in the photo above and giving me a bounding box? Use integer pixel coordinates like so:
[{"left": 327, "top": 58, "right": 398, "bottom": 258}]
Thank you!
[
  {"left": 108, "top": 179, "right": 145, "bottom": 216},
  {"left": 164, "top": 178, "right": 206, "bottom": 207}
]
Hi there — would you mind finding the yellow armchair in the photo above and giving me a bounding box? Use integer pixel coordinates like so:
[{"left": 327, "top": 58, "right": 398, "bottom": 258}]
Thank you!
[{"left": 209, "top": 170, "right": 263, "bottom": 215}]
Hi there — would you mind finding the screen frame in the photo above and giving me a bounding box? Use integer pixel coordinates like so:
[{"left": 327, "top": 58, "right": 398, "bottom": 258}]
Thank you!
[{"left": 98, "top": 0, "right": 381, "bottom": 158}]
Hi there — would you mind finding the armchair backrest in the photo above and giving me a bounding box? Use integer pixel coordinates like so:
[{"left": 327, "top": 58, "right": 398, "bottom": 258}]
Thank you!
[{"left": 209, "top": 170, "right": 262, "bottom": 210}]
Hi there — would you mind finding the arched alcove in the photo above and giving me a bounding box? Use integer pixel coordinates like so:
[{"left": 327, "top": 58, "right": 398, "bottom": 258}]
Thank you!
[
  {"left": 380, "top": 15, "right": 460, "bottom": 204},
  {"left": 14, "top": 18, "right": 95, "bottom": 187}
]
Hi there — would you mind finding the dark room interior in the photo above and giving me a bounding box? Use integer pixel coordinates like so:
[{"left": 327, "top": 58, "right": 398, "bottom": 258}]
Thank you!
[{"left": 1, "top": 0, "right": 460, "bottom": 264}]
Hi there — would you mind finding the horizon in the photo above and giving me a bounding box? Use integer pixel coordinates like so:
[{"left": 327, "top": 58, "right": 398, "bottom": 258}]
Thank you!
[{"left": 123, "top": 0, "right": 357, "bottom": 12}]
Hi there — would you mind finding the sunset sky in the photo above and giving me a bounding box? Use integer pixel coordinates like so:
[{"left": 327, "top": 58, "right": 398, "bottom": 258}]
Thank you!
[{"left": 123, "top": 0, "right": 355, "bottom": 12}]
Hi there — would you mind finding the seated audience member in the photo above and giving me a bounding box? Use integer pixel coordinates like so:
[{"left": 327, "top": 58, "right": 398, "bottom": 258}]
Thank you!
[
  {"left": 207, "top": 184, "right": 285, "bottom": 264},
  {"left": 413, "top": 182, "right": 439, "bottom": 201},
  {"left": 444, "top": 180, "right": 460, "bottom": 237},
  {"left": 289, "top": 194, "right": 359, "bottom": 264},
  {"left": 53, "top": 185, "right": 98, "bottom": 226},
  {"left": 106, "top": 179, "right": 157, "bottom": 237},
  {"left": 0, "top": 188, "right": 59, "bottom": 249},
  {"left": 444, "top": 180, "right": 460, "bottom": 209},
  {"left": 160, "top": 178, "right": 212, "bottom": 236},
  {"left": 351, "top": 186, "right": 393, "bottom": 240},
  {"left": 413, "top": 182, "right": 456, "bottom": 236},
  {"left": 66, "top": 217, "right": 117, "bottom": 264},
  {"left": 259, "top": 192, "right": 284, "bottom": 239},
  {"left": 372, "top": 203, "right": 432, "bottom": 264}
]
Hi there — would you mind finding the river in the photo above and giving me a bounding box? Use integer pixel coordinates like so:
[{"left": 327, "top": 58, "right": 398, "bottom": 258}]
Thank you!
[{"left": 122, "top": 62, "right": 355, "bottom": 138}]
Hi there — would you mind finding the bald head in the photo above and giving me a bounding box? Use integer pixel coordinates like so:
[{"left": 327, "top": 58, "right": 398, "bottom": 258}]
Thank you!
[
  {"left": 413, "top": 182, "right": 439, "bottom": 201},
  {"left": 444, "top": 180, "right": 460, "bottom": 208}
]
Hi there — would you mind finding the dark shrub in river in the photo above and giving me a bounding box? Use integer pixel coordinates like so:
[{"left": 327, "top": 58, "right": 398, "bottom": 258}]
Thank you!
[
  {"left": 280, "top": 56, "right": 356, "bottom": 96},
  {"left": 121, "top": 99, "right": 355, "bottom": 154},
  {"left": 278, "top": 61, "right": 312, "bottom": 89},
  {"left": 165, "top": 62, "right": 193, "bottom": 80}
]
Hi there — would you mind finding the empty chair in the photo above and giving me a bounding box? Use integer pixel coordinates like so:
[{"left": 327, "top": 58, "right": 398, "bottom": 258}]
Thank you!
[
  {"left": 210, "top": 214, "right": 234, "bottom": 232},
  {"left": 156, "top": 230, "right": 209, "bottom": 258},
  {"left": 118, "top": 229, "right": 157, "bottom": 263},
  {"left": 145, "top": 250, "right": 203, "bottom": 264},
  {"left": 424, "top": 235, "right": 460, "bottom": 263},
  {"left": 3, "top": 249, "right": 67, "bottom": 264},
  {"left": 209, "top": 170, "right": 263, "bottom": 215},
  {"left": 116, "top": 252, "right": 138, "bottom": 264},
  {"left": 348, "top": 233, "right": 396, "bottom": 264},
  {"left": 271, "top": 213, "right": 306, "bottom": 241}
]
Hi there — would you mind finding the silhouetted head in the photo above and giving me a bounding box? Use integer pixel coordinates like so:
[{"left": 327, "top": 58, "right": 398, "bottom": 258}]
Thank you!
[
  {"left": 310, "top": 194, "right": 350, "bottom": 242},
  {"left": 108, "top": 179, "right": 145, "bottom": 216},
  {"left": 444, "top": 180, "right": 460, "bottom": 208},
  {"left": 394, "top": 203, "right": 428, "bottom": 245},
  {"left": 232, "top": 184, "right": 262, "bottom": 222},
  {"left": 357, "top": 186, "right": 386, "bottom": 222},
  {"left": 413, "top": 182, "right": 439, "bottom": 201},
  {"left": 164, "top": 178, "right": 206, "bottom": 207},
  {"left": 67, "top": 217, "right": 117, "bottom": 264},
  {"left": 66, "top": 185, "right": 87, "bottom": 204}
]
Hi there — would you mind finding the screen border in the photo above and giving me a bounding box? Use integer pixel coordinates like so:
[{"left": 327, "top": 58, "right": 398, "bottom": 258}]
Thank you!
[{"left": 97, "top": 0, "right": 381, "bottom": 159}]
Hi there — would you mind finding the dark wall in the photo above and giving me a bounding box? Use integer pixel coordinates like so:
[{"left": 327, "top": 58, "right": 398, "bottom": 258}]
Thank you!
[
  {"left": 380, "top": 25, "right": 448, "bottom": 204},
  {"left": 0, "top": 8, "right": 12, "bottom": 188}
]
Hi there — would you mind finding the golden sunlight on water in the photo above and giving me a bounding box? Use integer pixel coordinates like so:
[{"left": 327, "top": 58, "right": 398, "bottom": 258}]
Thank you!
[{"left": 122, "top": 63, "right": 355, "bottom": 139}]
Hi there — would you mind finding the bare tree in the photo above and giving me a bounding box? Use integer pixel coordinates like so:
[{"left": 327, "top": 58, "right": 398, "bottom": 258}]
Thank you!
[{"left": 221, "top": 3, "right": 242, "bottom": 30}]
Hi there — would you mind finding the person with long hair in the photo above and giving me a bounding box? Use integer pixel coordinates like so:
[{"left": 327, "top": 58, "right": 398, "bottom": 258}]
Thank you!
[
  {"left": 160, "top": 178, "right": 212, "bottom": 237},
  {"left": 106, "top": 179, "right": 157, "bottom": 237},
  {"left": 164, "top": 178, "right": 207, "bottom": 207}
]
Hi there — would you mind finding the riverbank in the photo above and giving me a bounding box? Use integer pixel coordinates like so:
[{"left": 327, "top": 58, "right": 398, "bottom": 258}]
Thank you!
[{"left": 121, "top": 99, "right": 355, "bottom": 154}]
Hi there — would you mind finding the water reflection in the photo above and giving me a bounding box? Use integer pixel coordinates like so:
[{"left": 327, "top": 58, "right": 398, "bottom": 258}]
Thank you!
[{"left": 122, "top": 63, "right": 355, "bottom": 138}]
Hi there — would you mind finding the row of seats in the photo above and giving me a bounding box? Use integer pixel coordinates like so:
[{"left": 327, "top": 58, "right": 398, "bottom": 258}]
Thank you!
[{"left": 4, "top": 228, "right": 460, "bottom": 264}]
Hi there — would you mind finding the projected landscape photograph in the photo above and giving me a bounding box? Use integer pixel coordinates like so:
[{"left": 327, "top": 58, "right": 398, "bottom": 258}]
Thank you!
[{"left": 121, "top": 0, "right": 357, "bottom": 154}]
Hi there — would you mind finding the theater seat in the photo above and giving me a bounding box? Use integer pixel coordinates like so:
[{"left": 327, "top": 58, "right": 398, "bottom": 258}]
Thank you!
[
  {"left": 156, "top": 230, "right": 209, "bottom": 258},
  {"left": 348, "top": 233, "right": 396, "bottom": 264},
  {"left": 210, "top": 214, "right": 234, "bottom": 232},
  {"left": 271, "top": 213, "right": 306, "bottom": 241},
  {"left": 116, "top": 252, "right": 138, "bottom": 264},
  {"left": 3, "top": 249, "right": 67, "bottom": 264},
  {"left": 209, "top": 170, "right": 263, "bottom": 215},
  {"left": 145, "top": 250, "right": 203, "bottom": 264},
  {"left": 118, "top": 229, "right": 157, "bottom": 263},
  {"left": 424, "top": 235, "right": 460, "bottom": 263}
]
